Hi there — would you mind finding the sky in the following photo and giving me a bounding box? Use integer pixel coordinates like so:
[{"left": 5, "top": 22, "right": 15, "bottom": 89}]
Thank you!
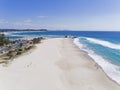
[{"left": 0, "top": 0, "right": 120, "bottom": 30}]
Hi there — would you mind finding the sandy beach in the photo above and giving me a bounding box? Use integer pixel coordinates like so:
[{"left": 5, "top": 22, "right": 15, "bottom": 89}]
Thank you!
[{"left": 0, "top": 38, "right": 120, "bottom": 90}]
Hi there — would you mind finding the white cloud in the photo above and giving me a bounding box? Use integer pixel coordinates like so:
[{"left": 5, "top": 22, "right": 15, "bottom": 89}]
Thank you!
[
  {"left": 23, "top": 19, "right": 32, "bottom": 23},
  {"left": 37, "top": 15, "right": 47, "bottom": 18},
  {"left": 0, "top": 19, "right": 8, "bottom": 24}
]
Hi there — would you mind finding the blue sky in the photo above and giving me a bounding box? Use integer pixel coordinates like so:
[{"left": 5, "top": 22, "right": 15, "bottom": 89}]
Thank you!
[{"left": 0, "top": 0, "right": 120, "bottom": 30}]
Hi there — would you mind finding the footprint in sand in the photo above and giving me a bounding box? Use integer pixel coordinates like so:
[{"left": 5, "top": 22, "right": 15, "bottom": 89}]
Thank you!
[{"left": 27, "top": 62, "right": 32, "bottom": 67}]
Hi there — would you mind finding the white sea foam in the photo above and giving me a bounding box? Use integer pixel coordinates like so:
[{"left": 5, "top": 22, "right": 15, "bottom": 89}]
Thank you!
[
  {"left": 73, "top": 38, "right": 120, "bottom": 85},
  {"left": 86, "top": 38, "right": 120, "bottom": 50},
  {"left": 4, "top": 32, "right": 12, "bottom": 36},
  {"left": 73, "top": 38, "right": 83, "bottom": 49}
]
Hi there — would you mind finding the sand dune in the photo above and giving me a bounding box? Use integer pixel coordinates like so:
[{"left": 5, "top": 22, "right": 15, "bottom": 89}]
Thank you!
[{"left": 0, "top": 38, "right": 119, "bottom": 90}]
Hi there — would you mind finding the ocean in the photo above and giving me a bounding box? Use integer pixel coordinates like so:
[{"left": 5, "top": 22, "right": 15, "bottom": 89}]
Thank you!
[{"left": 5, "top": 31, "right": 120, "bottom": 84}]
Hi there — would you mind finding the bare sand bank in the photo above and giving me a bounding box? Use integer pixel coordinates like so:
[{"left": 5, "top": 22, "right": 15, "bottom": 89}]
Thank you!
[{"left": 0, "top": 38, "right": 120, "bottom": 90}]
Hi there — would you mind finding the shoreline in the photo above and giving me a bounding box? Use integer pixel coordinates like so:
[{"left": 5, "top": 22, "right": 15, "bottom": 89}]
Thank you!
[
  {"left": 57, "top": 38, "right": 120, "bottom": 90},
  {"left": 0, "top": 38, "right": 120, "bottom": 90},
  {"left": 73, "top": 37, "right": 120, "bottom": 86},
  {"left": 72, "top": 38, "right": 120, "bottom": 86}
]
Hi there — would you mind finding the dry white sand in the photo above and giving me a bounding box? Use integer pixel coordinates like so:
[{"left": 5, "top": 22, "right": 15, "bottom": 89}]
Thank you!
[{"left": 0, "top": 38, "right": 120, "bottom": 90}]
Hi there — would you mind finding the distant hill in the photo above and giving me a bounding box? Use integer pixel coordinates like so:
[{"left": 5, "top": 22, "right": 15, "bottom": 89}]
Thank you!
[{"left": 0, "top": 29, "right": 48, "bottom": 32}]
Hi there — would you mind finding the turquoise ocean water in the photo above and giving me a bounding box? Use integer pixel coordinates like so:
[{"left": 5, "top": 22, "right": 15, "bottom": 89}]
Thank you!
[{"left": 5, "top": 31, "right": 120, "bottom": 84}]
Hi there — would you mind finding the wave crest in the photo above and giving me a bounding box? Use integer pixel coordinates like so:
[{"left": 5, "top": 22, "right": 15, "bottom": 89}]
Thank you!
[
  {"left": 73, "top": 38, "right": 120, "bottom": 85},
  {"left": 86, "top": 38, "right": 120, "bottom": 50}
]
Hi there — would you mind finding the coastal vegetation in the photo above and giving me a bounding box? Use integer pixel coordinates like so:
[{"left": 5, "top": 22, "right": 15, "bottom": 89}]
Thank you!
[
  {"left": 32, "top": 37, "right": 43, "bottom": 44},
  {"left": 6, "top": 37, "right": 43, "bottom": 59},
  {"left": 0, "top": 34, "right": 10, "bottom": 46},
  {"left": 0, "top": 35, "right": 44, "bottom": 64}
]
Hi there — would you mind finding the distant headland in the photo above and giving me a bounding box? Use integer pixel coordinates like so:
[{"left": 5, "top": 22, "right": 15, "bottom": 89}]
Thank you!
[{"left": 0, "top": 29, "right": 48, "bottom": 32}]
